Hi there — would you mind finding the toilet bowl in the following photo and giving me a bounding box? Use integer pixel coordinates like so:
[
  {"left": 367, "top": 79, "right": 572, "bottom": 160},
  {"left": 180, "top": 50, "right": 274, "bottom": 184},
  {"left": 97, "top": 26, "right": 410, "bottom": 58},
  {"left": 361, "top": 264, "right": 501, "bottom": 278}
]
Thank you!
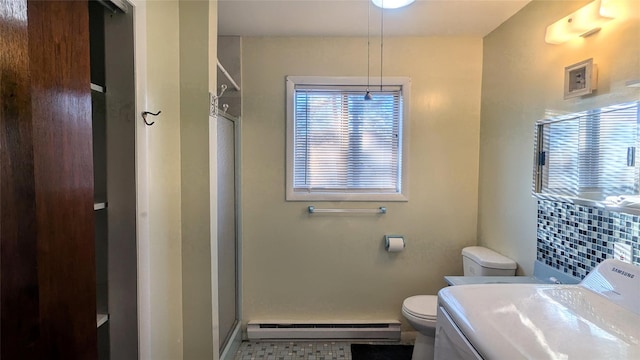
[
  {"left": 402, "top": 246, "right": 517, "bottom": 360},
  {"left": 402, "top": 295, "right": 438, "bottom": 360}
]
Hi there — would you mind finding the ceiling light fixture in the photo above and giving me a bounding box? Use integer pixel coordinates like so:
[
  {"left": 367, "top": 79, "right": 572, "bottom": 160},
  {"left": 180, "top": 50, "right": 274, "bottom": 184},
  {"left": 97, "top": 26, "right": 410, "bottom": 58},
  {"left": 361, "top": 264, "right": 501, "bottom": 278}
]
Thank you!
[{"left": 371, "top": 0, "right": 414, "bottom": 9}]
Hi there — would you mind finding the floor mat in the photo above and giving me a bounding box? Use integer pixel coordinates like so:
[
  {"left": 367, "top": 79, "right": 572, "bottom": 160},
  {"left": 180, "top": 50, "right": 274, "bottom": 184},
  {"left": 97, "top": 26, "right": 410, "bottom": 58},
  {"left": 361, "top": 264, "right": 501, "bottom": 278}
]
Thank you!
[{"left": 350, "top": 344, "right": 413, "bottom": 360}]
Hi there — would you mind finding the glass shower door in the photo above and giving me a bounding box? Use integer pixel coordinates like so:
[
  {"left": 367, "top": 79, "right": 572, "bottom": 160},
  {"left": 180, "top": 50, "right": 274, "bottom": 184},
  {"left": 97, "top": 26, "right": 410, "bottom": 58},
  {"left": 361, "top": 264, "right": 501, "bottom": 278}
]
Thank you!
[{"left": 217, "top": 113, "right": 238, "bottom": 352}]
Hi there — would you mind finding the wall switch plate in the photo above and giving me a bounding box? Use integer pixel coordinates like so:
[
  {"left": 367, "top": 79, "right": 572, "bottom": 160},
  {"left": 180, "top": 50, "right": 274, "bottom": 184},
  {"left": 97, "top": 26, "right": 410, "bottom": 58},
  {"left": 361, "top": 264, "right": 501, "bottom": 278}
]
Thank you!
[{"left": 613, "top": 243, "right": 633, "bottom": 264}]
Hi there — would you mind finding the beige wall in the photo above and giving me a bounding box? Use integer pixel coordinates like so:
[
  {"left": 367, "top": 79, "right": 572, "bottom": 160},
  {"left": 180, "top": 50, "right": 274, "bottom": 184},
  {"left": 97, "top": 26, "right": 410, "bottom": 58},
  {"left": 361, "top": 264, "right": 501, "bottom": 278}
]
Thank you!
[
  {"left": 241, "top": 37, "right": 483, "bottom": 329},
  {"left": 146, "top": 1, "right": 184, "bottom": 358},
  {"left": 144, "top": 0, "right": 219, "bottom": 358},
  {"left": 478, "top": 0, "right": 640, "bottom": 274},
  {"left": 179, "top": 0, "right": 218, "bottom": 358}
]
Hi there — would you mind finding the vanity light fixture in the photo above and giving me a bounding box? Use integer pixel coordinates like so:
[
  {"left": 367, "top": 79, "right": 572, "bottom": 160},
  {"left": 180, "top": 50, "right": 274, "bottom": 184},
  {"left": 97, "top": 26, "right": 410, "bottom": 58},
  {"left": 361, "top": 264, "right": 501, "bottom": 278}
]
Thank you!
[
  {"left": 371, "top": 0, "right": 414, "bottom": 9},
  {"left": 545, "top": 0, "right": 614, "bottom": 44},
  {"left": 626, "top": 80, "right": 640, "bottom": 88}
]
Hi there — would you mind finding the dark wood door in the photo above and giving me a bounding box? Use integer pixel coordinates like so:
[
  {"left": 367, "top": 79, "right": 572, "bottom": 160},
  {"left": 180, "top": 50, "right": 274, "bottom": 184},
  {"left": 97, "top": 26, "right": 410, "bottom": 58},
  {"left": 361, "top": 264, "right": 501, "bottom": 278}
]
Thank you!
[{"left": 0, "top": 0, "right": 97, "bottom": 358}]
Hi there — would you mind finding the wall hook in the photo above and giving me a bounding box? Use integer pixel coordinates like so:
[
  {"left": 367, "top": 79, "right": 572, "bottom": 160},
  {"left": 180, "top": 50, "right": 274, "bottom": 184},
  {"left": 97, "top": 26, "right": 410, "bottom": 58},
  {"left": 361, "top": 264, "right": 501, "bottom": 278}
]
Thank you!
[
  {"left": 142, "top": 110, "right": 161, "bottom": 126},
  {"left": 217, "top": 84, "right": 228, "bottom": 98}
]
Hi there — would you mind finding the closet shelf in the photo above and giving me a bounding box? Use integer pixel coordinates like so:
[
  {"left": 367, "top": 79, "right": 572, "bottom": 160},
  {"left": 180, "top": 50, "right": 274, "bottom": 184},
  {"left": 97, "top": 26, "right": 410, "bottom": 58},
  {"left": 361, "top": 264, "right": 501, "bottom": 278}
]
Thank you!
[
  {"left": 97, "top": 313, "right": 109, "bottom": 328},
  {"left": 94, "top": 202, "right": 107, "bottom": 211},
  {"left": 90, "top": 83, "right": 105, "bottom": 93}
]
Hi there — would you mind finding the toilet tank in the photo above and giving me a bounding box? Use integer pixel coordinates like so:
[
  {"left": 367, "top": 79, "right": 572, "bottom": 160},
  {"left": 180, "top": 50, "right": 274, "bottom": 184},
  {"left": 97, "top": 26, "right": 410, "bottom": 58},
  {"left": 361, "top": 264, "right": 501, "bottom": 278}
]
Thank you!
[{"left": 462, "top": 246, "right": 517, "bottom": 276}]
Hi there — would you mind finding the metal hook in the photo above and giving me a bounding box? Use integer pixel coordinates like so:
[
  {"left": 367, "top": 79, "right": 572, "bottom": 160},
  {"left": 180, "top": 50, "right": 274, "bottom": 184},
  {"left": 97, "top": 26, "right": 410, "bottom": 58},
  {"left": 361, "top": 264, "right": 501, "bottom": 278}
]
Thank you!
[
  {"left": 218, "top": 84, "right": 228, "bottom": 98},
  {"left": 142, "top": 110, "right": 161, "bottom": 126}
]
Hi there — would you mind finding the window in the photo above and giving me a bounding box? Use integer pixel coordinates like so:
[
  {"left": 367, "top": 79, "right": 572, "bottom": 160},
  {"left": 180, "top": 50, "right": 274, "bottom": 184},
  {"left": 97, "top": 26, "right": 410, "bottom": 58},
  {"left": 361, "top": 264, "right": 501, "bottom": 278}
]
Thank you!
[
  {"left": 534, "top": 101, "right": 640, "bottom": 200},
  {"left": 286, "top": 76, "right": 410, "bottom": 201}
]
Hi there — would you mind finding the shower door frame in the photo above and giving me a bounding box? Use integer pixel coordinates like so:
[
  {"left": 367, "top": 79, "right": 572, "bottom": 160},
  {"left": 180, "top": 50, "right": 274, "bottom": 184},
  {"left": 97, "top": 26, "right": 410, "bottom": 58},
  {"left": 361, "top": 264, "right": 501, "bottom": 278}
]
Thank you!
[{"left": 217, "top": 110, "right": 243, "bottom": 359}]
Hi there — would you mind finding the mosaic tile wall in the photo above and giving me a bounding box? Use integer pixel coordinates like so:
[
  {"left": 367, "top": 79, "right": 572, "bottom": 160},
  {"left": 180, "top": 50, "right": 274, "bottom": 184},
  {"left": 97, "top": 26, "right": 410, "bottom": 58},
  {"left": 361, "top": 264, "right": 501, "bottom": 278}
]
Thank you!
[{"left": 537, "top": 200, "right": 640, "bottom": 279}]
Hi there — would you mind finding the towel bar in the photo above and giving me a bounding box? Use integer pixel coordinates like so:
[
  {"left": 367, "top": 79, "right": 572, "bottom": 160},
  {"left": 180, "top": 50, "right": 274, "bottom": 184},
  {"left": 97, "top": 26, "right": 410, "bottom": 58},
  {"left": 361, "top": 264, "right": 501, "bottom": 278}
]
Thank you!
[{"left": 307, "top": 206, "right": 386, "bottom": 214}]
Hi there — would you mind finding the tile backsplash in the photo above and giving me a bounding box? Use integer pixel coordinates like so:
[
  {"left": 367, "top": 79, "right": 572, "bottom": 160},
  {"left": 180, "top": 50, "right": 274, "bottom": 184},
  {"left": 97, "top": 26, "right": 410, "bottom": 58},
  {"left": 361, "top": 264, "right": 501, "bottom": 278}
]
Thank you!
[{"left": 537, "top": 200, "right": 640, "bottom": 279}]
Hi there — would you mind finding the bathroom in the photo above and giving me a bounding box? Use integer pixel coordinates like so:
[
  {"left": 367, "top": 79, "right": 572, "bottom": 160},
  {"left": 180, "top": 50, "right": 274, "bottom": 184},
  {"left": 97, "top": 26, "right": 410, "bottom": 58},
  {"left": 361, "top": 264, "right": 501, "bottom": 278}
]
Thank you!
[
  {"left": 2, "top": 0, "right": 638, "bottom": 358},
  {"left": 169, "top": 0, "right": 640, "bottom": 358},
  {"left": 101, "top": 0, "right": 640, "bottom": 357},
  {"left": 215, "top": 0, "right": 640, "bottom": 357},
  {"left": 32, "top": 0, "right": 640, "bottom": 359}
]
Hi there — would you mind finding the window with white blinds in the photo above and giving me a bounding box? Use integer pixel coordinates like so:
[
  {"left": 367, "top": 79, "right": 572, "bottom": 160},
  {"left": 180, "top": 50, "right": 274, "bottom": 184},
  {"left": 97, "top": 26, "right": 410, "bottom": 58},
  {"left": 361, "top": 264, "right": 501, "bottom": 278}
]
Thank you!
[
  {"left": 535, "top": 101, "right": 640, "bottom": 200},
  {"left": 286, "top": 76, "right": 410, "bottom": 201}
]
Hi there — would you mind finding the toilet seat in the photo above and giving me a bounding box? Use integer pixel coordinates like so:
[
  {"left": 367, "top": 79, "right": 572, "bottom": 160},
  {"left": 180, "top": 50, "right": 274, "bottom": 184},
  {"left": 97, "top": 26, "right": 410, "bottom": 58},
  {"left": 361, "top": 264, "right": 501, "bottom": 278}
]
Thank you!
[{"left": 402, "top": 295, "right": 438, "bottom": 321}]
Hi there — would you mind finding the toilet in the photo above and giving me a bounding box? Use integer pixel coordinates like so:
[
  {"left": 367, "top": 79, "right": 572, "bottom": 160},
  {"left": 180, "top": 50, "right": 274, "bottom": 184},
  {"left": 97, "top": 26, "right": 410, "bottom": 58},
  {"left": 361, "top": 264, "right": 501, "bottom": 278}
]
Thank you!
[{"left": 402, "top": 246, "right": 517, "bottom": 360}]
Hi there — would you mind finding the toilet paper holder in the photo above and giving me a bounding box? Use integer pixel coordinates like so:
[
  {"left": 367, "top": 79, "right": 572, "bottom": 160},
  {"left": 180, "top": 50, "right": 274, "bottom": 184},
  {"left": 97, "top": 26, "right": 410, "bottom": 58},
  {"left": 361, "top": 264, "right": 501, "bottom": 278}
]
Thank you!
[{"left": 385, "top": 235, "right": 405, "bottom": 252}]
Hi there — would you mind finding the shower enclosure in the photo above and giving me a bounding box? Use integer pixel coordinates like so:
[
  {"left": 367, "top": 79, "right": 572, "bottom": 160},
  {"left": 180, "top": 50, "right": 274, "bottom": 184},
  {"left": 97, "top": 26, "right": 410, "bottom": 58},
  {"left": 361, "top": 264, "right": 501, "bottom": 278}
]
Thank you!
[{"left": 217, "top": 109, "right": 239, "bottom": 353}]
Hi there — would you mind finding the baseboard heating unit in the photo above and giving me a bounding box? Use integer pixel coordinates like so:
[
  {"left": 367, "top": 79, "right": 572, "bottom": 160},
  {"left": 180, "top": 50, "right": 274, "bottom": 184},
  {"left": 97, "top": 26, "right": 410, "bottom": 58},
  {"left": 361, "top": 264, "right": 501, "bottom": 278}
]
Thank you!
[{"left": 246, "top": 321, "right": 401, "bottom": 341}]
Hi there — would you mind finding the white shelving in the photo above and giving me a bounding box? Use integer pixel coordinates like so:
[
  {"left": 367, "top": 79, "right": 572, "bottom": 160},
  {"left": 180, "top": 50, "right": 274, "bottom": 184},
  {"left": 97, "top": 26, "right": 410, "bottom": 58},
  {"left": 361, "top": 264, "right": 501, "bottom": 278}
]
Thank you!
[
  {"left": 97, "top": 313, "right": 109, "bottom": 328},
  {"left": 94, "top": 202, "right": 107, "bottom": 211},
  {"left": 91, "top": 83, "right": 105, "bottom": 93}
]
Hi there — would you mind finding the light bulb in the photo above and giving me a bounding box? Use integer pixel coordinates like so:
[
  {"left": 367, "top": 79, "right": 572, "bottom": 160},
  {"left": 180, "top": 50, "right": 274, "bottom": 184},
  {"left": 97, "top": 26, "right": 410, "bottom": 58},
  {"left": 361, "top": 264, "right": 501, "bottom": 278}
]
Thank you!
[{"left": 371, "top": 0, "right": 415, "bottom": 9}]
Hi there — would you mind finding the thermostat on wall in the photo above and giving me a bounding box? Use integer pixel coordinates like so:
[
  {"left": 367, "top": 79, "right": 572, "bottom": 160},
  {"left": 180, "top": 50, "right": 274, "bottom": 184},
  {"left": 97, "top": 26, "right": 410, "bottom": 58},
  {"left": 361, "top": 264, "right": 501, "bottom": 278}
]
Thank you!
[{"left": 564, "top": 58, "right": 597, "bottom": 99}]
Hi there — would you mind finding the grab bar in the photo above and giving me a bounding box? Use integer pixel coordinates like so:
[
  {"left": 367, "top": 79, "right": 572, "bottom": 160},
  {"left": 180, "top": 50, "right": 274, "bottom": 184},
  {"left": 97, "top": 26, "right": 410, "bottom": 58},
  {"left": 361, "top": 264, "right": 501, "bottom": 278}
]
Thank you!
[{"left": 307, "top": 206, "right": 386, "bottom": 214}]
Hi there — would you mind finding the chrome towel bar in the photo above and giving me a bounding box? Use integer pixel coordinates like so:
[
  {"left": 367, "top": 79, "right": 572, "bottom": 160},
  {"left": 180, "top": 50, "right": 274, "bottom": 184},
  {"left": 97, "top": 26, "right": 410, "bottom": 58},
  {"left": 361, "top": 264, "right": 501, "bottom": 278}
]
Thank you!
[{"left": 307, "top": 206, "right": 387, "bottom": 214}]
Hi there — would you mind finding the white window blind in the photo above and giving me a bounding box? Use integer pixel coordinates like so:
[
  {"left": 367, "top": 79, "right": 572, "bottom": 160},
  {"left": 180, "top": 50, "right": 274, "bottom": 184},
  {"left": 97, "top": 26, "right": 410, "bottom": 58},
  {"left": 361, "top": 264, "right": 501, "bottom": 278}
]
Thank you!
[
  {"left": 536, "top": 101, "right": 640, "bottom": 199},
  {"left": 286, "top": 76, "right": 410, "bottom": 201}
]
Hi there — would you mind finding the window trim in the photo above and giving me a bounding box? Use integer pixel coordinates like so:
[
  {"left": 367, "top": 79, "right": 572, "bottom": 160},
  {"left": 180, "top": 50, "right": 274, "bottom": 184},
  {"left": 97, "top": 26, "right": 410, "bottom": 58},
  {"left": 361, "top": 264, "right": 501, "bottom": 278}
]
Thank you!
[
  {"left": 286, "top": 75, "right": 410, "bottom": 202},
  {"left": 533, "top": 100, "right": 640, "bottom": 201}
]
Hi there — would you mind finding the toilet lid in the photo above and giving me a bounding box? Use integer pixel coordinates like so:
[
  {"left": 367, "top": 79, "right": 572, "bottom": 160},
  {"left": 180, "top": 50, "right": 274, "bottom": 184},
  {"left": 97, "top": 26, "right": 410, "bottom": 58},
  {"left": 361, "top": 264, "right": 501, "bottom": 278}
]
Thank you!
[{"left": 402, "top": 295, "right": 438, "bottom": 320}]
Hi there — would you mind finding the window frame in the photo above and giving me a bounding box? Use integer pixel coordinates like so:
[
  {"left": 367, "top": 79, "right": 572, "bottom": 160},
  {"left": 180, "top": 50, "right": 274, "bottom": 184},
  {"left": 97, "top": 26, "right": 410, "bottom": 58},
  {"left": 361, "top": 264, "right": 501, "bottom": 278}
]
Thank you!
[
  {"left": 533, "top": 101, "right": 640, "bottom": 201},
  {"left": 286, "top": 76, "right": 410, "bottom": 202}
]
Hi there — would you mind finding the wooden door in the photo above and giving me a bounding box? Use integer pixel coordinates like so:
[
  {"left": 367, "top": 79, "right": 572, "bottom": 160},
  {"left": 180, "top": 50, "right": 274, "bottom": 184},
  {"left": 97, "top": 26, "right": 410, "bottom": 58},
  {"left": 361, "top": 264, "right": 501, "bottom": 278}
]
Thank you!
[{"left": 0, "top": 1, "right": 97, "bottom": 358}]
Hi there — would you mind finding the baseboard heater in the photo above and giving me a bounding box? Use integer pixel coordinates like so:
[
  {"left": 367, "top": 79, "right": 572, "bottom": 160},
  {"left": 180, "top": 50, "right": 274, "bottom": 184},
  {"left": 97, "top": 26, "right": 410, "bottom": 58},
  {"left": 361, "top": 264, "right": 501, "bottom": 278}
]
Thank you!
[{"left": 247, "top": 321, "right": 401, "bottom": 341}]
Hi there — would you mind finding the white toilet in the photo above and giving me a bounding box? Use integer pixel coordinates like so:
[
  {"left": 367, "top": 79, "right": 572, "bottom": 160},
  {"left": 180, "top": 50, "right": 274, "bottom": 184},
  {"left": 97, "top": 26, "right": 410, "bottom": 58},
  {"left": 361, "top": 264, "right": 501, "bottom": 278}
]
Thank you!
[{"left": 402, "top": 246, "right": 517, "bottom": 360}]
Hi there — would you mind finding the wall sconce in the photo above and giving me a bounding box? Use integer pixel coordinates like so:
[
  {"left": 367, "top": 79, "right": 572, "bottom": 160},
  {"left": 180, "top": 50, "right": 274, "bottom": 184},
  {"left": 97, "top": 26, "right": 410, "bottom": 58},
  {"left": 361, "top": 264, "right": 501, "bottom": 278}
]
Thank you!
[{"left": 545, "top": 0, "right": 614, "bottom": 44}]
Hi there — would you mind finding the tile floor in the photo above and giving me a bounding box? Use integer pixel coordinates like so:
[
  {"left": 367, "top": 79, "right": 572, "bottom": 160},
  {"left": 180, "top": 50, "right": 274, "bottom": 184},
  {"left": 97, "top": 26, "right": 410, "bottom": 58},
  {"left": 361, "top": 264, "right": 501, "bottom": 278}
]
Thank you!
[{"left": 233, "top": 341, "right": 352, "bottom": 360}]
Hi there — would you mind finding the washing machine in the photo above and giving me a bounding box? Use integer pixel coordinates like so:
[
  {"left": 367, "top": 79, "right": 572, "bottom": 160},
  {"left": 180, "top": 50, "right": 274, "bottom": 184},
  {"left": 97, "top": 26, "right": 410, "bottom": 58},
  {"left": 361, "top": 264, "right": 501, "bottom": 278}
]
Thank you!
[{"left": 434, "top": 259, "right": 640, "bottom": 359}]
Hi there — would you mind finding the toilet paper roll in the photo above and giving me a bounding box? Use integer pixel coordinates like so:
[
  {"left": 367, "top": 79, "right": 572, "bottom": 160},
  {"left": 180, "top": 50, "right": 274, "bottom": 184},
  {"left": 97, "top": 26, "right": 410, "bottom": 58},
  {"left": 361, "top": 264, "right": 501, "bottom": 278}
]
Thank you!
[{"left": 385, "top": 236, "right": 405, "bottom": 252}]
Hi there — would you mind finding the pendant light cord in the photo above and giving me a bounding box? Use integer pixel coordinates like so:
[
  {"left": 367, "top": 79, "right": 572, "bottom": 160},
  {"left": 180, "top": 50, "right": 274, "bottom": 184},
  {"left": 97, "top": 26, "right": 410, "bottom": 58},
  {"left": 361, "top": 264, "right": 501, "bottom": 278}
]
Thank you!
[
  {"left": 367, "top": 0, "right": 371, "bottom": 91},
  {"left": 380, "top": 0, "right": 384, "bottom": 92}
]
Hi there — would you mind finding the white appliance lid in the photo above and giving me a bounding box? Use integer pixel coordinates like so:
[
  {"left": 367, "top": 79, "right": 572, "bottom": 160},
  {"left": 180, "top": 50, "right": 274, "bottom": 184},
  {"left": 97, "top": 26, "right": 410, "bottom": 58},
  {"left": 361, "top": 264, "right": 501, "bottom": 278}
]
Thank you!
[
  {"left": 438, "top": 283, "right": 640, "bottom": 360},
  {"left": 579, "top": 259, "right": 640, "bottom": 314},
  {"left": 403, "top": 295, "right": 438, "bottom": 318},
  {"left": 461, "top": 246, "right": 516, "bottom": 269}
]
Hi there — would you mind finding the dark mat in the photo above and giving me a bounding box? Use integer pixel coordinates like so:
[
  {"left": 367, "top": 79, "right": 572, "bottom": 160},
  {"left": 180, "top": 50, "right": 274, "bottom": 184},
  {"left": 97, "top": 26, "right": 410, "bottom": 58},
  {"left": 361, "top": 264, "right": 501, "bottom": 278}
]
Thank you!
[{"left": 350, "top": 344, "right": 413, "bottom": 360}]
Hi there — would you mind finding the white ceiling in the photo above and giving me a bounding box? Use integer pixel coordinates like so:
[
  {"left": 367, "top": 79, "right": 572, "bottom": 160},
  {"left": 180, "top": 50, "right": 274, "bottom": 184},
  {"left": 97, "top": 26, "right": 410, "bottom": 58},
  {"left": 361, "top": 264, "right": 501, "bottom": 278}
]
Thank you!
[{"left": 218, "top": 0, "right": 532, "bottom": 37}]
